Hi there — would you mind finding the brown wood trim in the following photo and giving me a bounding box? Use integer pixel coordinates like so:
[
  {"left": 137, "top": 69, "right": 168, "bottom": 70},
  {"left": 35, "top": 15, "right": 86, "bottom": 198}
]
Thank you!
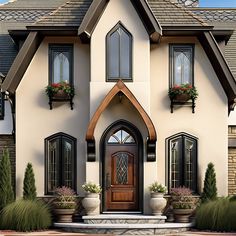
[
  {"left": 198, "top": 31, "right": 236, "bottom": 113},
  {"left": 86, "top": 80, "right": 156, "bottom": 142},
  {"left": 2, "top": 32, "right": 43, "bottom": 93},
  {"left": 78, "top": 0, "right": 161, "bottom": 43}
]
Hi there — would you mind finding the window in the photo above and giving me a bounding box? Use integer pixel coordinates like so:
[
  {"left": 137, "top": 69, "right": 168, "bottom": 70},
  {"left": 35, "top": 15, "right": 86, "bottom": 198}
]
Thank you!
[
  {"left": 49, "top": 44, "right": 73, "bottom": 84},
  {"left": 45, "top": 133, "right": 76, "bottom": 195},
  {"left": 0, "top": 93, "right": 4, "bottom": 120},
  {"left": 170, "top": 45, "right": 194, "bottom": 86},
  {"left": 167, "top": 133, "right": 197, "bottom": 193},
  {"left": 106, "top": 23, "right": 132, "bottom": 81},
  {"left": 108, "top": 129, "right": 135, "bottom": 144}
]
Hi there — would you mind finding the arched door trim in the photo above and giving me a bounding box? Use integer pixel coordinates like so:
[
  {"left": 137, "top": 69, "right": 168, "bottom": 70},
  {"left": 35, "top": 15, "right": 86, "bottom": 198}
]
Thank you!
[{"left": 86, "top": 80, "right": 157, "bottom": 162}]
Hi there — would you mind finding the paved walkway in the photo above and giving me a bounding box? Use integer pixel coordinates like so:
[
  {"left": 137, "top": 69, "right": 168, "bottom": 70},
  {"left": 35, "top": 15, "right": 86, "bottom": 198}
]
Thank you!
[{"left": 1, "top": 230, "right": 236, "bottom": 236}]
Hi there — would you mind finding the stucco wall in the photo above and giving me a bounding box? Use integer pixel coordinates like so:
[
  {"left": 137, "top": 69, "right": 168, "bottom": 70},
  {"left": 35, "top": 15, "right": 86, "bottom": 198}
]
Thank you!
[
  {"left": 16, "top": 37, "right": 90, "bottom": 197},
  {"left": 150, "top": 37, "right": 228, "bottom": 196},
  {"left": 14, "top": 0, "right": 229, "bottom": 213}
]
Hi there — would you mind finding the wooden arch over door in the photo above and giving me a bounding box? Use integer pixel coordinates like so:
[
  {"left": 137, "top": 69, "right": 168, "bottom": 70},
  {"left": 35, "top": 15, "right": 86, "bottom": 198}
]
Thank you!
[{"left": 86, "top": 80, "right": 157, "bottom": 162}]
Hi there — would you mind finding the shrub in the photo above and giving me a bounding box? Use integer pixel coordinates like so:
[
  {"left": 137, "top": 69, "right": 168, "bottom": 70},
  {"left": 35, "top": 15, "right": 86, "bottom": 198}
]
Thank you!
[
  {"left": 195, "top": 198, "right": 236, "bottom": 232},
  {"left": 201, "top": 162, "right": 217, "bottom": 202},
  {"left": 0, "top": 149, "right": 14, "bottom": 210},
  {"left": 23, "top": 163, "right": 37, "bottom": 200},
  {"left": 149, "top": 182, "right": 167, "bottom": 193},
  {"left": 0, "top": 199, "right": 52, "bottom": 231},
  {"left": 82, "top": 182, "right": 102, "bottom": 193}
]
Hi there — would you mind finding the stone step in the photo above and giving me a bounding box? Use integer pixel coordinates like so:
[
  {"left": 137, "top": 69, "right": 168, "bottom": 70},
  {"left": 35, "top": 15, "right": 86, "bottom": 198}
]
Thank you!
[
  {"left": 82, "top": 214, "right": 167, "bottom": 224},
  {"left": 54, "top": 222, "right": 193, "bottom": 235}
]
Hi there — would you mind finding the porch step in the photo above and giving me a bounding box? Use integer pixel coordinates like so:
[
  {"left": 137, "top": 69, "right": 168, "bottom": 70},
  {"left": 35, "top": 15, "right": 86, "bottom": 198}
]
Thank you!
[
  {"left": 82, "top": 214, "right": 166, "bottom": 224},
  {"left": 54, "top": 222, "right": 193, "bottom": 235}
]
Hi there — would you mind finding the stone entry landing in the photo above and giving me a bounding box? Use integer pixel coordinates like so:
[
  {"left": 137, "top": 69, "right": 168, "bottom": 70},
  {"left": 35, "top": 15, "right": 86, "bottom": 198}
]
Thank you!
[{"left": 54, "top": 214, "right": 193, "bottom": 235}]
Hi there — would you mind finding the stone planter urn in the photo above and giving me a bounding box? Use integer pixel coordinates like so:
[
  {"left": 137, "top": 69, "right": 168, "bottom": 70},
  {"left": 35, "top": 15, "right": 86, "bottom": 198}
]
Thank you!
[
  {"left": 149, "top": 192, "right": 167, "bottom": 216},
  {"left": 82, "top": 193, "right": 100, "bottom": 216},
  {"left": 173, "top": 208, "right": 193, "bottom": 223},
  {"left": 53, "top": 207, "right": 76, "bottom": 223}
]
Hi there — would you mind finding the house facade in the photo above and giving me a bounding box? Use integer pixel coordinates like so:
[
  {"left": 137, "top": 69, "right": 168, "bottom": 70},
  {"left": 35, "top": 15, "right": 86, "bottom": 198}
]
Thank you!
[{"left": 0, "top": 0, "right": 236, "bottom": 214}]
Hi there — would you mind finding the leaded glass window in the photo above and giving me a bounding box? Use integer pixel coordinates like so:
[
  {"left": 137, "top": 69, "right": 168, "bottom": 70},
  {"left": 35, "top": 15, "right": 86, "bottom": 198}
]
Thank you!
[
  {"left": 107, "top": 23, "right": 132, "bottom": 81},
  {"left": 108, "top": 129, "right": 135, "bottom": 144},
  {"left": 49, "top": 44, "right": 73, "bottom": 84},
  {"left": 116, "top": 152, "right": 129, "bottom": 184},
  {"left": 45, "top": 133, "right": 76, "bottom": 195},
  {"left": 170, "top": 45, "right": 194, "bottom": 86},
  {"left": 167, "top": 133, "right": 197, "bottom": 193}
]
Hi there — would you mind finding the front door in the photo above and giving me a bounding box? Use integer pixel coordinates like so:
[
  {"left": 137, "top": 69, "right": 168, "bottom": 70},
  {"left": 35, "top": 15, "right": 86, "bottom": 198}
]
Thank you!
[{"left": 102, "top": 124, "right": 141, "bottom": 211}]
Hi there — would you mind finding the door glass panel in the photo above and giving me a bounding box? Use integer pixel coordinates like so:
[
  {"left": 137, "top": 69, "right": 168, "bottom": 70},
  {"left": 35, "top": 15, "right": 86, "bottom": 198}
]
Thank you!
[
  {"left": 63, "top": 140, "right": 72, "bottom": 188},
  {"left": 108, "top": 129, "right": 135, "bottom": 144},
  {"left": 184, "top": 138, "right": 194, "bottom": 189},
  {"left": 116, "top": 152, "right": 129, "bottom": 184}
]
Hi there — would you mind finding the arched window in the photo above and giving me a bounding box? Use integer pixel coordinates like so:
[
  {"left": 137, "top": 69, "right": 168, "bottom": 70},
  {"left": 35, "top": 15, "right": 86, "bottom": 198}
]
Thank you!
[
  {"left": 45, "top": 133, "right": 76, "bottom": 194},
  {"left": 106, "top": 23, "right": 132, "bottom": 81},
  {"left": 108, "top": 129, "right": 136, "bottom": 144},
  {"left": 166, "top": 133, "right": 197, "bottom": 193},
  {"left": 49, "top": 44, "right": 73, "bottom": 84}
]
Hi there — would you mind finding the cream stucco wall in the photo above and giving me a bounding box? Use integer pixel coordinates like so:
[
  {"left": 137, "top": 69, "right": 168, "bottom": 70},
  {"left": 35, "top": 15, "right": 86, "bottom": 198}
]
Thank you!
[
  {"left": 16, "top": 37, "right": 90, "bottom": 197},
  {"left": 151, "top": 37, "right": 228, "bottom": 196},
  {"left": 14, "top": 0, "right": 229, "bottom": 215}
]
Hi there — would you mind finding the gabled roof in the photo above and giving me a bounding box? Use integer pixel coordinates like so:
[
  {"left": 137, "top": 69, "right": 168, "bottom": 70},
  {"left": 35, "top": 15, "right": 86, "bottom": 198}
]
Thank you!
[{"left": 33, "top": 0, "right": 208, "bottom": 28}]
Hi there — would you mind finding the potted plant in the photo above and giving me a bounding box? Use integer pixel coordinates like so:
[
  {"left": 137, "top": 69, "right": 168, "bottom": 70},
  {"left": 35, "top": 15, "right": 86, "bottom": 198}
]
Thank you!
[
  {"left": 170, "top": 187, "right": 196, "bottom": 223},
  {"left": 53, "top": 186, "right": 77, "bottom": 223},
  {"left": 149, "top": 182, "right": 167, "bottom": 216},
  {"left": 81, "top": 182, "right": 102, "bottom": 216},
  {"left": 45, "top": 81, "right": 74, "bottom": 98},
  {"left": 168, "top": 83, "right": 198, "bottom": 102}
]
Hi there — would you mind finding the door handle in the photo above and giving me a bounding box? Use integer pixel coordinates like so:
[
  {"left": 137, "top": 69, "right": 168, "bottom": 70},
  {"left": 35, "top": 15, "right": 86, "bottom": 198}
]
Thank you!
[{"left": 106, "top": 173, "right": 111, "bottom": 190}]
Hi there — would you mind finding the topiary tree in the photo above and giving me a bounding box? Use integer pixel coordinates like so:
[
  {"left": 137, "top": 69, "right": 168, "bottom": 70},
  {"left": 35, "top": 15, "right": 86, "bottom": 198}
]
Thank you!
[
  {"left": 0, "top": 149, "right": 14, "bottom": 210},
  {"left": 23, "top": 163, "right": 37, "bottom": 200},
  {"left": 201, "top": 162, "right": 217, "bottom": 203}
]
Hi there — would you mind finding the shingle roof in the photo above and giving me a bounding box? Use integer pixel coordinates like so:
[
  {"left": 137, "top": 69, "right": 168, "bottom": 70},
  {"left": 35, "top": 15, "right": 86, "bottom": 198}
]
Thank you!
[
  {"left": 34, "top": 0, "right": 208, "bottom": 27},
  {"left": 191, "top": 8, "right": 236, "bottom": 80},
  {"left": 148, "top": 0, "right": 208, "bottom": 27},
  {"left": 0, "top": 0, "right": 68, "bottom": 75}
]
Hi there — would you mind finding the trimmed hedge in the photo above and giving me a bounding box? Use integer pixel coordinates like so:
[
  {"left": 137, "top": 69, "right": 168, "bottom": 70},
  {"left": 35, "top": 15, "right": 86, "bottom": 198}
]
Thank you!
[
  {"left": 195, "top": 198, "right": 236, "bottom": 232},
  {"left": 0, "top": 199, "right": 52, "bottom": 231}
]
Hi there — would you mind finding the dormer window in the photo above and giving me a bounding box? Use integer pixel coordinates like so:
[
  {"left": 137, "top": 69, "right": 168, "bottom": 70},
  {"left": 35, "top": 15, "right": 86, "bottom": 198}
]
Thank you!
[
  {"left": 170, "top": 44, "right": 194, "bottom": 86},
  {"left": 106, "top": 23, "right": 132, "bottom": 81},
  {"left": 49, "top": 44, "right": 73, "bottom": 84}
]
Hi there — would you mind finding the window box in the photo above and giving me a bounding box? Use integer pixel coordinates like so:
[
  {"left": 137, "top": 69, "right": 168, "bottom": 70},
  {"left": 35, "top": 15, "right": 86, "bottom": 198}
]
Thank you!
[
  {"left": 45, "top": 81, "right": 74, "bottom": 110},
  {"left": 168, "top": 84, "right": 198, "bottom": 113}
]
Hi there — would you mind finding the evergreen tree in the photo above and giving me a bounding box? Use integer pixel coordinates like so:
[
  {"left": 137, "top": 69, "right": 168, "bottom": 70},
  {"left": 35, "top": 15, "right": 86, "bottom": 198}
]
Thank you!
[
  {"left": 23, "top": 163, "right": 37, "bottom": 200},
  {"left": 202, "top": 162, "right": 217, "bottom": 202},
  {"left": 0, "top": 149, "right": 14, "bottom": 210}
]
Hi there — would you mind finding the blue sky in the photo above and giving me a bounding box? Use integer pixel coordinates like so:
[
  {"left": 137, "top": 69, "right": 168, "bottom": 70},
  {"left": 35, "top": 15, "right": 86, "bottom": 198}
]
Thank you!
[{"left": 0, "top": 0, "right": 235, "bottom": 7}]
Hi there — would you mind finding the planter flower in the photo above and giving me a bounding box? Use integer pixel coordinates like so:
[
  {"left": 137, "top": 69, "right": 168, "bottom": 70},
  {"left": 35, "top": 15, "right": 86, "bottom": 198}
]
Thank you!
[
  {"left": 149, "top": 182, "right": 167, "bottom": 216},
  {"left": 45, "top": 81, "right": 75, "bottom": 109},
  {"left": 168, "top": 84, "right": 198, "bottom": 102},
  {"left": 170, "top": 187, "right": 196, "bottom": 223},
  {"left": 81, "top": 182, "right": 102, "bottom": 216},
  {"left": 45, "top": 81, "right": 74, "bottom": 98},
  {"left": 53, "top": 186, "right": 77, "bottom": 223}
]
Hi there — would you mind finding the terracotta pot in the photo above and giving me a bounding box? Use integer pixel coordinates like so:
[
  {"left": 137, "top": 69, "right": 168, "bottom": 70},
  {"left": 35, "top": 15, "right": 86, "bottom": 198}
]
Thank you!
[
  {"left": 82, "top": 193, "right": 100, "bottom": 216},
  {"left": 149, "top": 192, "right": 167, "bottom": 216},
  {"left": 53, "top": 90, "right": 70, "bottom": 99},
  {"left": 173, "top": 208, "right": 193, "bottom": 223},
  {"left": 53, "top": 208, "right": 75, "bottom": 223},
  {"left": 174, "top": 94, "right": 190, "bottom": 102}
]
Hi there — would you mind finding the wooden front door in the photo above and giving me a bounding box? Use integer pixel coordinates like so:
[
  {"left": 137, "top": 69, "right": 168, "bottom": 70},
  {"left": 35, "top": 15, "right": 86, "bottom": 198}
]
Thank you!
[{"left": 103, "top": 127, "right": 140, "bottom": 211}]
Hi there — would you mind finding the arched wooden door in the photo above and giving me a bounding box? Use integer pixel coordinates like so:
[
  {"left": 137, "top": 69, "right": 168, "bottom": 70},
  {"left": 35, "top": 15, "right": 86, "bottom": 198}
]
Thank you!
[{"left": 102, "top": 121, "right": 142, "bottom": 212}]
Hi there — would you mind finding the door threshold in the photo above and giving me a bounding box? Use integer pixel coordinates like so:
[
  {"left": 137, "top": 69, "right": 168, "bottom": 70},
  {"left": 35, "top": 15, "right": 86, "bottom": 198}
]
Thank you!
[{"left": 102, "top": 211, "right": 142, "bottom": 214}]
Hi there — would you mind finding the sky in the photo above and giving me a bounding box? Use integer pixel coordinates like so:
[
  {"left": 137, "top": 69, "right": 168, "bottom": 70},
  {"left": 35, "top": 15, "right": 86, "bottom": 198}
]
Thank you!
[{"left": 0, "top": 0, "right": 235, "bottom": 7}]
